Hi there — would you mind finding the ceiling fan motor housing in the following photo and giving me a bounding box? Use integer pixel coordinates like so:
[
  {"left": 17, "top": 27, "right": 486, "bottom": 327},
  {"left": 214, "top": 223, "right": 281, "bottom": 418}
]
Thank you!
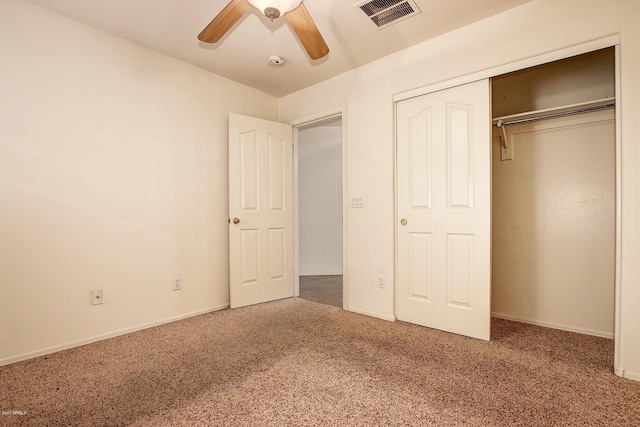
[
  {"left": 264, "top": 6, "right": 280, "bottom": 20},
  {"left": 247, "top": 0, "right": 303, "bottom": 19}
]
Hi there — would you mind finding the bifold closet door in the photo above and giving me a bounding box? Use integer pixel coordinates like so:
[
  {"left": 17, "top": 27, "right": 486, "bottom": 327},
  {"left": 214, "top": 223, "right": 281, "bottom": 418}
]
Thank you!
[{"left": 396, "top": 79, "right": 491, "bottom": 340}]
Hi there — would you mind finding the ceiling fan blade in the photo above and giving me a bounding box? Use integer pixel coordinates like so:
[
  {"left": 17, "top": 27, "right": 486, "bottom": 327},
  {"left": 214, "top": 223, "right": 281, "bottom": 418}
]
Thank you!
[
  {"left": 198, "top": 0, "right": 251, "bottom": 43},
  {"left": 285, "top": 3, "right": 329, "bottom": 60}
]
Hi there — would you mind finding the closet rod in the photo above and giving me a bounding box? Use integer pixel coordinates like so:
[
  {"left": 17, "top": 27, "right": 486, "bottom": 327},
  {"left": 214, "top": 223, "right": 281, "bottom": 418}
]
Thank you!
[{"left": 493, "top": 102, "right": 615, "bottom": 128}]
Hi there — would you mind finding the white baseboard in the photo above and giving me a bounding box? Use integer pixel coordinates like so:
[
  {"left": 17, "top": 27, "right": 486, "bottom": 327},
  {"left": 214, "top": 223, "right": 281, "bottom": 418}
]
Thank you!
[
  {"left": 0, "top": 304, "right": 229, "bottom": 367},
  {"left": 348, "top": 306, "right": 396, "bottom": 322},
  {"left": 492, "top": 312, "right": 614, "bottom": 339},
  {"left": 300, "top": 272, "right": 343, "bottom": 276},
  {"left": 619, "top": 369, "right": 640, "bottom": 382}
]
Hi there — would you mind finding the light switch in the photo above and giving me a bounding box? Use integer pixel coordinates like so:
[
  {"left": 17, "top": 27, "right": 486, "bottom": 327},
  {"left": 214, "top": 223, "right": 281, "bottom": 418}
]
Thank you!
[{"left": 350, "top": 195, "right": 365, "bottom": 208}]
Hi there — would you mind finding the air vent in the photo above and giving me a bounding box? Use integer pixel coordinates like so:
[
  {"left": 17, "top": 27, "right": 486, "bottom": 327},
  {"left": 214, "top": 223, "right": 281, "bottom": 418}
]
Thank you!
[{"left": 355, "top": 0, "right": 421, "bottom": 28}]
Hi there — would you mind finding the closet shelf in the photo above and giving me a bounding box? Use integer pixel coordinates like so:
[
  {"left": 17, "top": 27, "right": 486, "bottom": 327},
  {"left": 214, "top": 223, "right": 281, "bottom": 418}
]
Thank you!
[{"left": 492, "top": 97, "right": 616, "bottom": 128}]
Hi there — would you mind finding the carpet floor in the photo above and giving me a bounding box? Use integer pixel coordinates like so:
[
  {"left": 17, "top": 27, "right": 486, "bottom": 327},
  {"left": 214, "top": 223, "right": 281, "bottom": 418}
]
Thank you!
[{"left": 1, "top": 298, "right": 639, "bottom": 426}]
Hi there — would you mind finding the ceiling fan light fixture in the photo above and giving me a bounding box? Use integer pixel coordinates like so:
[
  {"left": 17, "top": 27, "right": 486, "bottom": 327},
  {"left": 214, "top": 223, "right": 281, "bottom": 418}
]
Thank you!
[{"left": 247, "top": 0, "right": 302, "bottom": 20}]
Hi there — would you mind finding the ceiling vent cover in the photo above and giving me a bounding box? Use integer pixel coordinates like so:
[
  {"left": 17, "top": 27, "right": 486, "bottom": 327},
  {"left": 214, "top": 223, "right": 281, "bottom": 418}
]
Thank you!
[{"left": 355, "top": 0, "right": 421, "bottom": 28}]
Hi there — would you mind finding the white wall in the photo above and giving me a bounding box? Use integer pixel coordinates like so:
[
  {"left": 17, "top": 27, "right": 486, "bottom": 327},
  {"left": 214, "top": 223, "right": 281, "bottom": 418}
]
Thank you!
[
  {"left": 0, "top": 0, "right": 278, "bottom": 364},
  {"left": 279, "top": 0, "right": 640, "bottom": 378},
  {"left": 298, "top": 125, "right": 343, "bottom": 275}
]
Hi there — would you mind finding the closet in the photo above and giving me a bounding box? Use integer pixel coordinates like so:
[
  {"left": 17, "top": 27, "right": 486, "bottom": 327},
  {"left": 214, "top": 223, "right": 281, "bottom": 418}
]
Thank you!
[{"left": 490, "top": 48, "right": 616, "bottom": 338}]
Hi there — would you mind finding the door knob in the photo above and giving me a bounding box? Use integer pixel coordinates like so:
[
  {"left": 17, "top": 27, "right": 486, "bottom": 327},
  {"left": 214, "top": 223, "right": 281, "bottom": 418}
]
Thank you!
[
  {"left": 232, "top": 217, "right": 240, "bottom": 224},
  {"left": 400, "top": 218, "right": 407, "bottom": 226}
]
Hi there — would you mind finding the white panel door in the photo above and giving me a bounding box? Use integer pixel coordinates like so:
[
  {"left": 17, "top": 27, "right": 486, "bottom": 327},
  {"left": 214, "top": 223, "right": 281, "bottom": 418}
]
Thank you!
[
  {"left": 396, "top": 79, "right": 491, "bottom": 340},
  {"left": 229, "top": 113, "right": 293, "bottom": 308}
]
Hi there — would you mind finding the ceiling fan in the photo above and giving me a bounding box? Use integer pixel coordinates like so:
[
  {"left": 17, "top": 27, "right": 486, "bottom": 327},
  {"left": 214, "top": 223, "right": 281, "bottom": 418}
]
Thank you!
[{"left": 198, "top": 0, "right": 330, "bottom": 60}]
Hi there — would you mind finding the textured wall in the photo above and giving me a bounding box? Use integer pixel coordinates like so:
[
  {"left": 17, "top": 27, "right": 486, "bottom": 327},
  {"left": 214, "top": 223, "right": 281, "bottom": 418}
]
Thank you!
[
  {"left": 0, "top": 0, "right": 278, "bottom": 364},
  {"left": 492, "top": 114, "right": 615, "bottom": 337}
]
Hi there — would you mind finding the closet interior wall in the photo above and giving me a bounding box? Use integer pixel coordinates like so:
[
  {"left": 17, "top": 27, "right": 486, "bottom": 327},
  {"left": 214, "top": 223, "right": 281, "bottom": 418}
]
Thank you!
[{"left": 490, "top": 48, "right": 616, "bottom": 338}]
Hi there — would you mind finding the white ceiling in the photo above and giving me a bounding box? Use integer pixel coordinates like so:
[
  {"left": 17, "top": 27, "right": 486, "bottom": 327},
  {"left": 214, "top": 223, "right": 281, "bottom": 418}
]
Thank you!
[{"left": 23, "top": 0, "right": 532, "bottom": 97}]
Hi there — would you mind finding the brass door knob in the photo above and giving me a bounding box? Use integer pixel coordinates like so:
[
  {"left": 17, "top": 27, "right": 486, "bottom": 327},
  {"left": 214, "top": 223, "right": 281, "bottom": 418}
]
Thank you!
[
  {"left": 232, "top": 217, "right": 240, "bottom": 224},
  {"left": 400, "top": 219, "right": 407, "bottom": 226}
]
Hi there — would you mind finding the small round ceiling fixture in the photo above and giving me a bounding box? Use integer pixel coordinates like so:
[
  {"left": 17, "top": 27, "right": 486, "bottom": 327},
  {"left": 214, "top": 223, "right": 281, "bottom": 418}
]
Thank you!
[{"left": 268, "top": 55, "right": 285, "bottom": 66}]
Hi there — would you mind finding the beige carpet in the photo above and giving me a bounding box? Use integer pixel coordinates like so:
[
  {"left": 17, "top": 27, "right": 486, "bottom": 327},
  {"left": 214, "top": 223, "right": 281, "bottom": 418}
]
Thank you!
[{"left": 1, "top": 298, "right": 639, "bottom": 426}]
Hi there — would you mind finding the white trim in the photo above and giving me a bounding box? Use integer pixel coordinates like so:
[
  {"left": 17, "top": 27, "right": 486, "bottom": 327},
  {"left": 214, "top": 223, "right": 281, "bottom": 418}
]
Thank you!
[
  {"left": 299, "top": 271, "right": 344, "bottom": 276},
  {"left": 492, "top": 312, "right": 614, "bottom": 339},
  {"left": 349, "top": 307, "right": 396, "bottom": 322},
  {"left": 289, "top": 107, "right": 344, "bottom": 128},
  {"left": 621, "top": 370, "right": 640, "bottom": 382},
  {"left": 289, "top": 106, "right": 348, "bottom": 310},
  {"left": 393, "top": 35, "right": 620, "bottom": 102},
  {"left": 613, "top": 43, "right": 623, "bottom": 377},
  {"left": 0, "top": 305, "right": 229, "bottom": 367},
  {"left": 293, "top": 127, "right": 300, "bottom": 297}
]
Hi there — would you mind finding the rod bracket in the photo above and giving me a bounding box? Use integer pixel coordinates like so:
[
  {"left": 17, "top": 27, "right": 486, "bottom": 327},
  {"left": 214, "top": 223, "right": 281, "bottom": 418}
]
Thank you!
[
  {"left": 496, "top": 120, "right": 509, "bottom": 149},
  {"left": 496, "top": 120, "right": 512, "bottom": 160}
]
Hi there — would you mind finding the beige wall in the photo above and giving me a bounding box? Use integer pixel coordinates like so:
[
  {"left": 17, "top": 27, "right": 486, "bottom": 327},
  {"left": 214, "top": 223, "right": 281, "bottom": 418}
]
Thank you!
[
  {"left": 491, "top": 48, "right": 615, "bottom": 117},
  {"left": 279, "top": 0, "right": 640, "bottom": 379},
  {"left": 491, "top": 113, "right": 615, "bottom": 337},
  {"left": 0, "top": 0, "right": 278, "bottom": 364}
]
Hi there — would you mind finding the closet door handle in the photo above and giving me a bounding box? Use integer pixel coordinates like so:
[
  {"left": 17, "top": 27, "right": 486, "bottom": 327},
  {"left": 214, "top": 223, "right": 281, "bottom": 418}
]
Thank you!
[{"left": 400, "top": 219, "right": 408, "bottom": 226}]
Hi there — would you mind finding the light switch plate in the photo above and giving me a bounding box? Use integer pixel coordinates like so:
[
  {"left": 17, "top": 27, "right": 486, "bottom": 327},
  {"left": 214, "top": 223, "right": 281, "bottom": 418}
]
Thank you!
[{"left": 350, "top": 195, "right": 365, "bottom": 208}]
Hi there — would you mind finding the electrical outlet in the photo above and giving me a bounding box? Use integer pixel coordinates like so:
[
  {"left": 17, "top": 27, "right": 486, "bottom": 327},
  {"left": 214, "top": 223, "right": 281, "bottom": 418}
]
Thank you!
[
  {"left": 378, "top": 275, "right": 385, "bottom": 289},
  {"left": 92, "top": 289, "right": 104, "bottom": 305},
  {"left": 173, "top": 277, "right": 182, "bottom": 291}
]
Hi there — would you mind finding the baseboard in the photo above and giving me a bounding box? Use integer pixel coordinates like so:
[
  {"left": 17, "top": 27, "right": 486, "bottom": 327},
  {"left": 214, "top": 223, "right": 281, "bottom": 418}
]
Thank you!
[
  {"left": 619, "top": 369, "right": 640, "bottom": 382},
  {"left": 348, "top": 306, "right": 396, "bottom": 322},
  {"left": 492, "top": 312, "right": 614, "bottom": 339},
  {"left": 299, "top": 272, "right": 343, "bottom": 276},
  {"left": 0, "top": 304, "right": 229, "bottom": 367}
]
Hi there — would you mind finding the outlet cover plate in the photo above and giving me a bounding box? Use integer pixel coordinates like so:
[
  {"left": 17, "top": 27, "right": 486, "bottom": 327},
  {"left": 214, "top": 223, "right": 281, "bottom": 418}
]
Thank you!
[{"left": 92, "top": 289, "right": 104, "bottom": 305}]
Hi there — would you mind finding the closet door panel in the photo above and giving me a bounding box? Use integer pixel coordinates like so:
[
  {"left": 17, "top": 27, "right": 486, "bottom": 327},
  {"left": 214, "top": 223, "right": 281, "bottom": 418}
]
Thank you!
[{"left": 396, "top": 79, "right": 491, "bottom": 341}]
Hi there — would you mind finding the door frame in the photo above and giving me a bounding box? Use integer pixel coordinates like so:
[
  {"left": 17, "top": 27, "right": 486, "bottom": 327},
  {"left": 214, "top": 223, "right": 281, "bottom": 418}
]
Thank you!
[
  {"left": 393, "top": 35, "right": 622, "bottom": 374},
  {"left": 289, "top": 107, "right": 348, "bottom": 309}
]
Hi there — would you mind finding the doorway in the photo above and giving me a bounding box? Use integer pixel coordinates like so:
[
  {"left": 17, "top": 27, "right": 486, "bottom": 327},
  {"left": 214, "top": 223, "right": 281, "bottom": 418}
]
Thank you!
[{"left": 295, "top": 115, "right": 345, "bottom": 308}]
